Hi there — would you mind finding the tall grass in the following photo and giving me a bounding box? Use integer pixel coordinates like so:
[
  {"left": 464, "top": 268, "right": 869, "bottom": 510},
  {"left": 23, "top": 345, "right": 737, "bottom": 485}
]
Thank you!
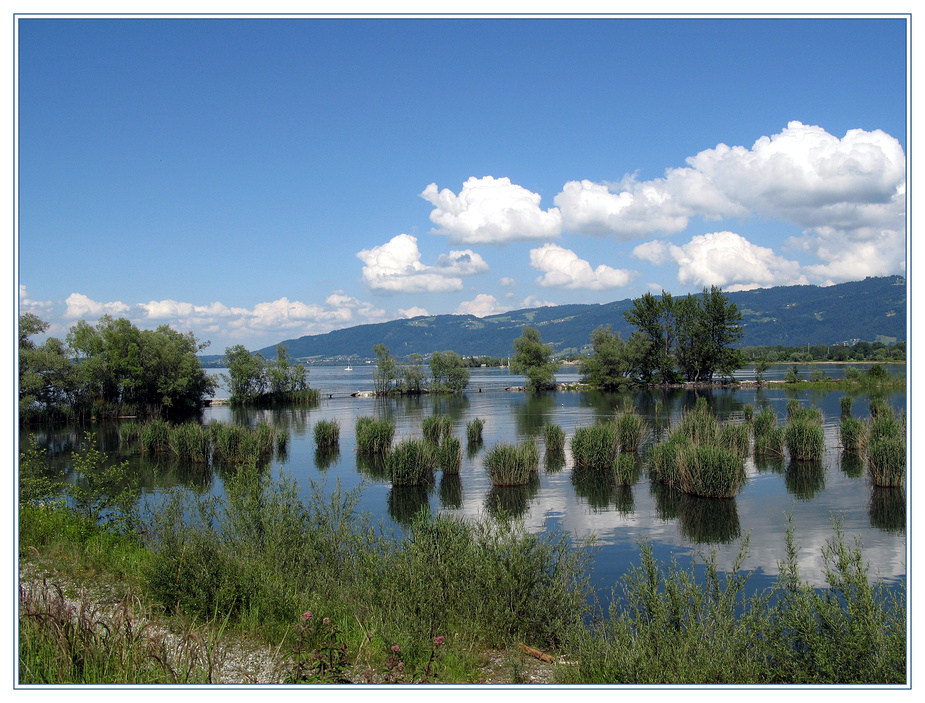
[
  {"left": 313, "top": 419, "right": 341, "bottom": 450},
  {"left": 466, "top": 418, "right": 485, "bottom": 445},
  {"left": 436, "top": 436, "right": 461, "bottom": 475},
  {"left": 867, "top": 438, "right": 905, "bottom": 487},
  {"left": 139, "top": 419, "right": 170, "bottom": 453},
  {"left": 649, "top": 403, "right": 746, "bottom": 497},
  {"left": 543, "top": 423, "right": 566, "bottom": 452},
  {"left": 485, "top": 440, "right": 539, "bottom": 486},
  {"left": 839, "top": 416, "right": 866, "bottom": 452},
  {"left": 168, "top": 422, "right": 211, "bottom": 462},
  {"left": 615, "top": 411, "right": 647, "bottom": 453},
  {"left": 571, "top": 422, "right": 618, "bottom": 471},
  {"left": 613, "top": 452, "right": 641, "bottom": 486},
  {"left": 388, "top": 438, "right": 436, "bottom": 486},
  {"left": 676, "top": 443, "right": 745, "bottom": 498},
  {"left": 422, "top": 415, "right": 453, "bottom": 444},
  {"left": 556, "top": 518, "right": 906, "bottom": 685},
  {"left": 784, "top": 412, "right": 825, "bottom": 461},
  {"left": 355, "top": 416, "right": 395, "bottom": 454}
]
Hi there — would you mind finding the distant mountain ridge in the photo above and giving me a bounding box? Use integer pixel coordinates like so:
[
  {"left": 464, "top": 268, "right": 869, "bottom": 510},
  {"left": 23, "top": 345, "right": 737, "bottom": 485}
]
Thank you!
[{"left": 201, "top": 276, "right": 906, "bottom": 364}]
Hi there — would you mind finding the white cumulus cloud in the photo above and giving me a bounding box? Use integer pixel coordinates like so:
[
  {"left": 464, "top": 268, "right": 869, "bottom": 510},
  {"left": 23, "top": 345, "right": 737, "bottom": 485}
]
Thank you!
[
  {"left": 64, "top": 293, "right": 130, "bottom": 319},
  {"left": 633, "top": 231, "right": 808, "bottom": 292},
  {"left": 357, "top": 233, "right": 488, "bottom": 293},
  {"left": 399, "top": 306, "right": 430, "bottom": 318},
  {"left": 529, "top": 243, "right": 636, "bottom": 290},
  {"left": 19, "top": 285, "right": 54, "bottom": 317},
  {"left": 421, "top": 176, "right": 562, "bottom": 244},
  {"left": 457, "top": 294, "right": 504, "bottom": 318}
]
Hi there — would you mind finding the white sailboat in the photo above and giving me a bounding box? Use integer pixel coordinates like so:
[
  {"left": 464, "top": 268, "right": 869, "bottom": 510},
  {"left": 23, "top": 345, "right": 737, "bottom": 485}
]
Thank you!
[{"left": 344, "top": 364, "right": 353, "bottom": 371}]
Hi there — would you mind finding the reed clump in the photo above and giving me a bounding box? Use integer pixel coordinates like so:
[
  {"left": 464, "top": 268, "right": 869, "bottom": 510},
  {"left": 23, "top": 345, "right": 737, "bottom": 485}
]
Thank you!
[
  {"left": 168, "top": 422, "right": 210, "bottom": 462},
  {"left": 615, "top": 410, "right": 647, "bottom": 453},
  {"left": 784, "top": 408, "right": 825, "bottom": 461},
  {"left": 140, "top": 419, "right": 171, "bottom": 453},
  {"left": 355, "top": 416, "right": 395, "bottom": 455},
  {"left": 436, "top": 436, "right": 461, "bottom": 474},
  {"left": 571, "top": 422, "right": 618, "bottom": 471},
  {"left": 313, "top": 419, "right": 341, "bottom": 450},
  {"left": 466, "top": 418, "right": 485, "bottom": 445},
  {"left": 485, "top": 440, "right": 539, "bottom": 486},
  {"left": 422, "top": 415, "right": 453, "bottom": 445},
  {"left": 613, "top": 452, "right": 641, "bottom": 486},
  {"left": 648, "top": 402, "right": 746, "bottom": 497},
  {"left": 839, "top": 416, "right": 866, "bottom": 452},
  {"left": 388, "top": 438, "right": 436, "bottom": 486},
  {"left": 543, "top": 423, "right": 566, "bottom": 452},
  {"left": 865, "top": 406, "right": 905, "bottom": 487},
  {"left": 752, "top": 408, "right": 785, "bottom": 457}
]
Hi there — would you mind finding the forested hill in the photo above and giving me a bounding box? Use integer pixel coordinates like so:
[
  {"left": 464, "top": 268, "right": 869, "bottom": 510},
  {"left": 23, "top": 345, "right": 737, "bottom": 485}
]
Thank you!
[{"left": 227, "top": 276, "right": 905, "bottom": 363}]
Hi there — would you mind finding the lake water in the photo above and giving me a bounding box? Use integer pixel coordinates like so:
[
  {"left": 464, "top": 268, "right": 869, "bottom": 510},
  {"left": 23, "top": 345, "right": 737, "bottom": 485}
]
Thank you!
[{"left": 23, "top": 363, "right": 907, "bottom": 602}]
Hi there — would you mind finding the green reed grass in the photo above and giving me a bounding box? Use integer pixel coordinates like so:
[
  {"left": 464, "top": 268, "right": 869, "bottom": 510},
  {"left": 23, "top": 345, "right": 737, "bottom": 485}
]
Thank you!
[
  {"left": 615, "top": 411, "right": 647, "bottom": 452},
  {"left": 314, "top": 419, "right": 341, "bottom": 449},
  {"left": 840, "top": 395, "right": 853, "bottom": 416},
  {"left": 168, "top": 422, "right": 210, "bottom": 462},
  {"left": 140, "top": 419, "right": 171, "bottom": 453},
  {"left": 868, "top": 397, "right": 890, "bottom": 419},
  {"left": 423, "top": 415, "right": 453, "bottom": 444},
  {"left": 485, "top": 440, "right": 538, "bottom": 486},
  {"left": 868, "top": 412, "right": 903, "bottom": 444},
  {"left": 785, "top": 414, "right": 825, "bottom": 461},
  {"left": 436, "top": 436, "right": 461, "bottom": 474},
  {"left": 613, "top": 452, "right": 641, "bottom": 486},
  {"left": 119, "top": 420, "right": 141, "bottom": 449},
  {"left": 571, "top": 422, "right": 618, "bottom": 471},
  {"left": 355, "top": 416, "right": 395, "bottom": 454},
  {"left": 719, "top": 422, "right": 751, "bottom": 459},
  {"left": 543, "top": 423, "right": 566, "bottom": 452},
  {"left": 388, "top": 438, "right": 436, "bottom": 486},
  {"left": 751, "top": 407, "right": 778, "bottom": 437},
  {"left": 840, "top": 416, "right": 866, "bottom": 452},
  {"left": 867, "top": 437, "right": 906, "bottom": 487},
  {"left": 466, "top": 418, "right": 485, "bottom": 445},
  {"left": 677, "top": 404, "right": 718, "bottom": 445},
  {"left": 677, "top": 443, "right": 745, "bottom": 498},
  {"left": 742, "top": 404, "right": 754, "bottom": 422},
  {"left": 753, "top": 426, "right": 785, "bottom": 457}
]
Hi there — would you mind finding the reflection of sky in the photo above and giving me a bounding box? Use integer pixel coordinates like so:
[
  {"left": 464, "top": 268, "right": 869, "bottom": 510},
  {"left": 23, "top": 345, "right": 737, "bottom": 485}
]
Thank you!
[{"left": 33, "top": 369, "right": 907, "bottom": 603}]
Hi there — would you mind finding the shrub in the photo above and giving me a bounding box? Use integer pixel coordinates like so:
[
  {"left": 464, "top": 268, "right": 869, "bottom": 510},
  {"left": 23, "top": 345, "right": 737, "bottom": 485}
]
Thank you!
[
  {"left": 543, "top": 423, "right": 566, "bottom": 452},
  {"left": 313, "top": 419, "right": 341, "bottom": 450}
]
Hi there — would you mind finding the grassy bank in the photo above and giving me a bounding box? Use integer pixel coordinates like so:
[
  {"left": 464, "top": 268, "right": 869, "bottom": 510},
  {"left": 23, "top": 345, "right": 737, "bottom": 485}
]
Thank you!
[{"left": 19, "top": 449, "right": 906, "bottom": 685}]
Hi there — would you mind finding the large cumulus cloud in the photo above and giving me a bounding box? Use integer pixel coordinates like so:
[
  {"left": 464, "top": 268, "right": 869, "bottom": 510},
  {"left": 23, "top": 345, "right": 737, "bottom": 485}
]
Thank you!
[
  {"left": 420, "top": 176, "right": 562, "bottom": 244},
  {"left": 356, "top": 233, "right": 489, "bottom": 293},
  {"left": 529, "top": 243, "right": 636, "bottom": 290}
]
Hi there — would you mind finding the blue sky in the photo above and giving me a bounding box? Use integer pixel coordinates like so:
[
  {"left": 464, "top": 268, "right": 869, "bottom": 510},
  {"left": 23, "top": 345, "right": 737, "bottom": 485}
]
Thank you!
[{"left": 16, "top": 14, "right": 908, "bottom": 354}]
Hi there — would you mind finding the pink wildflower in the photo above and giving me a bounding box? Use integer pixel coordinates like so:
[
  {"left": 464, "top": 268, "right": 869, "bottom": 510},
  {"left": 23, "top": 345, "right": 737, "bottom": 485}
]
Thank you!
[
  {"left": 433, "top": 636, "right": 446, "bottom": 647},
  {"left": 322, "top": 617, "right": 331, "bottom": 625},
  {"left": 391, "top": 644, "right": 401, "bottom": 653},
  {"left": 301, "top": 611, "right": 312, "bottom": 621}
]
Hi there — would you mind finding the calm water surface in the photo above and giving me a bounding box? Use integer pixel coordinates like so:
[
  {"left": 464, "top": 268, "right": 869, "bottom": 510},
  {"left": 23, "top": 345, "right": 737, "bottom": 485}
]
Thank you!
[{"left": 25, "top": 363, "right": 907, "bottom": 602}]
